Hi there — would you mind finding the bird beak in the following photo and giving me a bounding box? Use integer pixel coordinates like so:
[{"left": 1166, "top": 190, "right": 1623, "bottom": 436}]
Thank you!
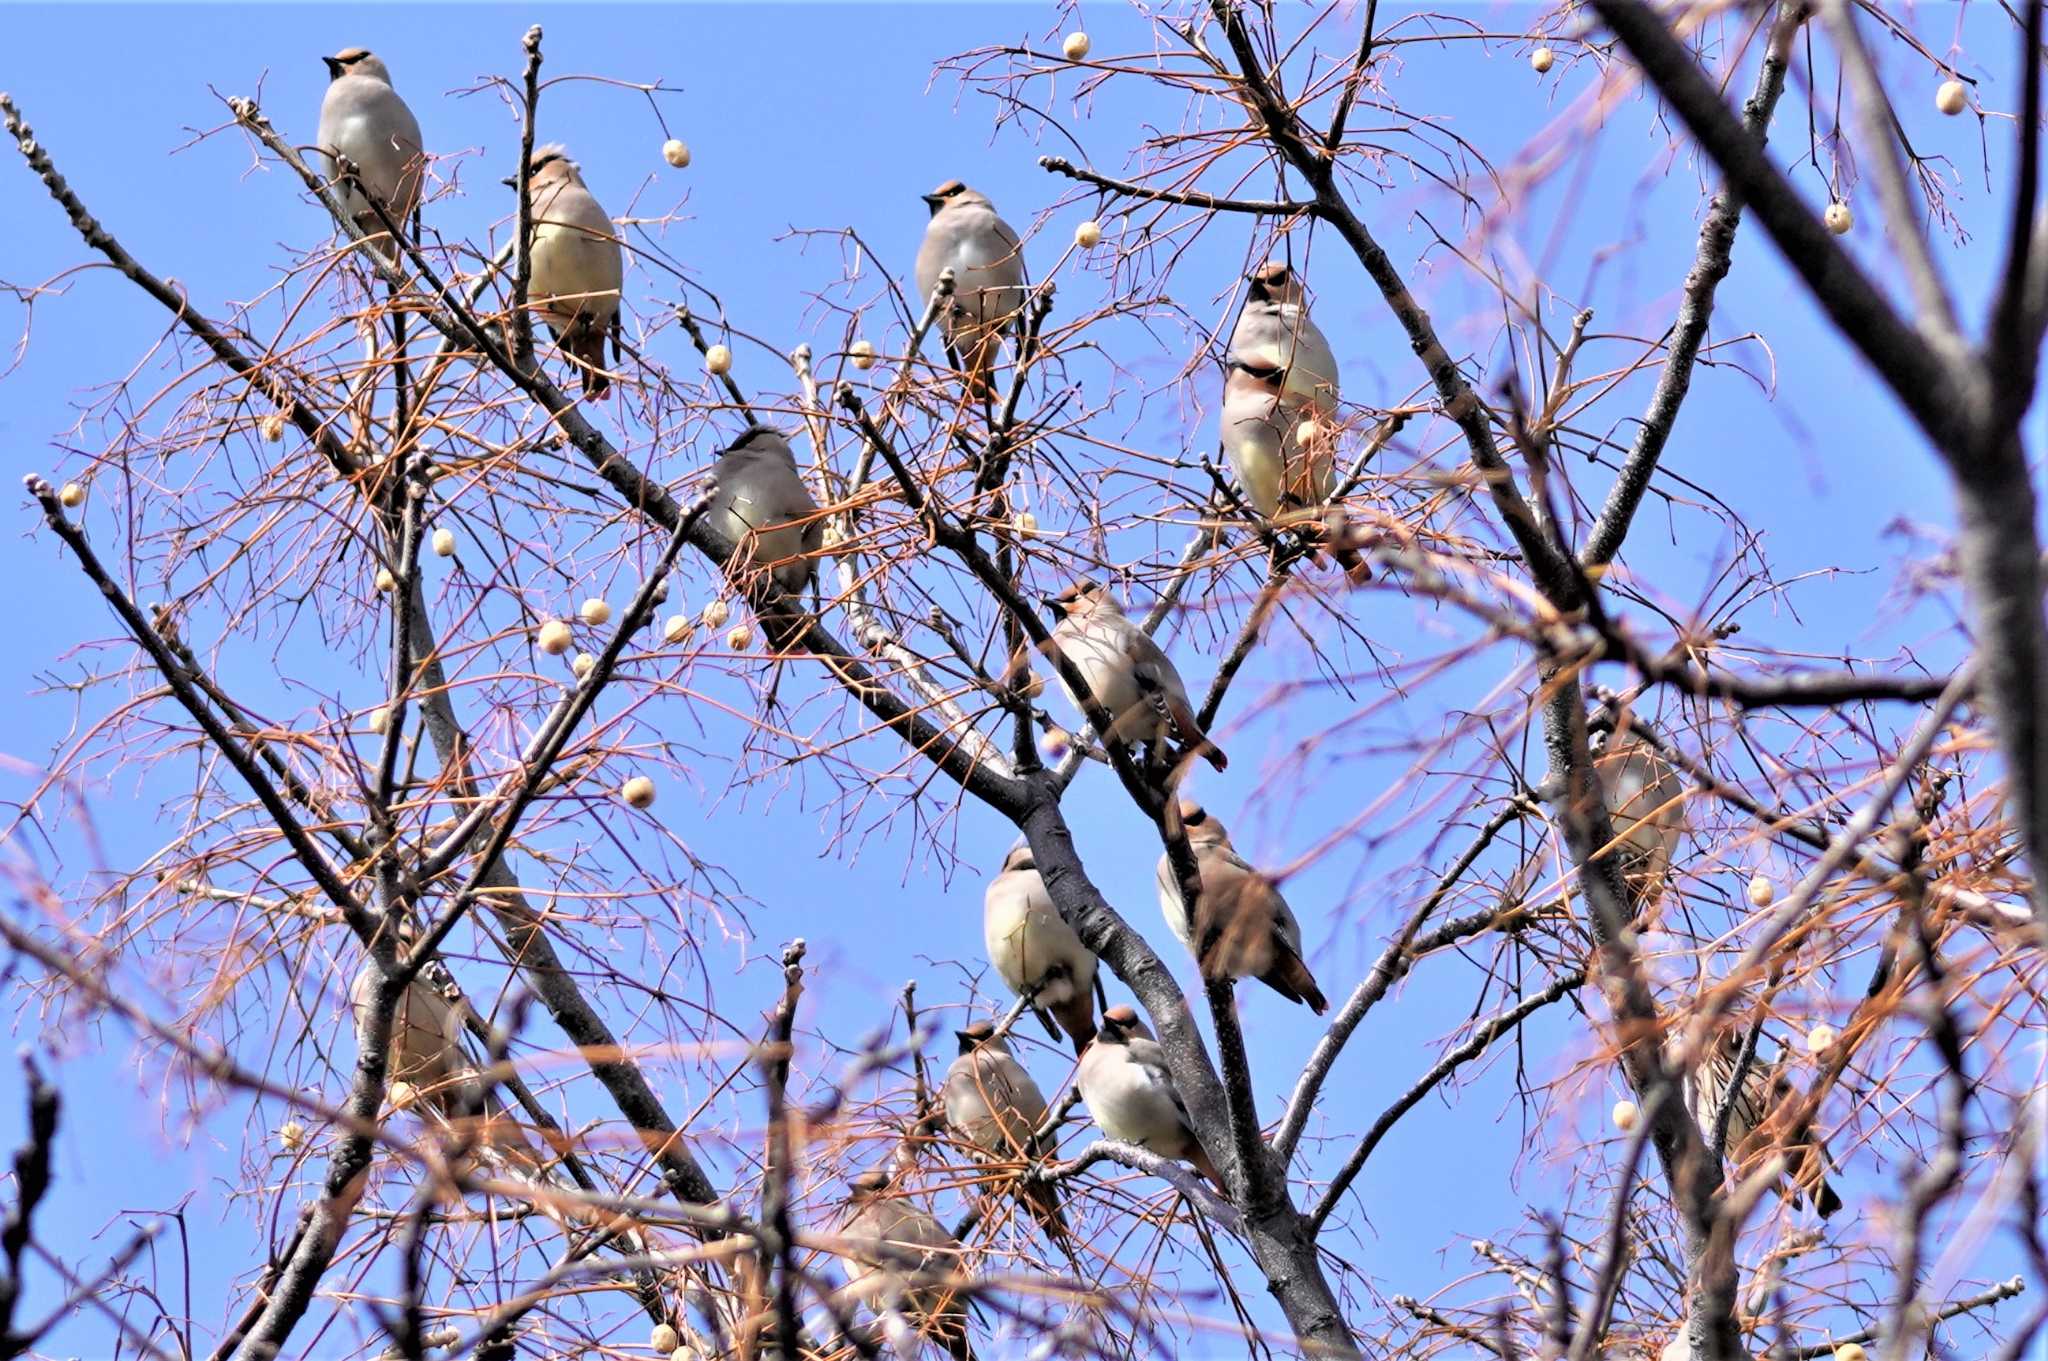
[
  {"left": 321, "top": 56, "right": 344, "bottom": 78},
  {"left": 953, "top": 1030, "right": 976, "bottom": 1046},
  {"left": 501, "top": 174, "right": 518, "bottom": 188},
  {"left": 1038, "top": 594, "right": 1065, "bottom": 621},
  {"left": 921, "top": 192, "right": 946, "bottom": 209}
]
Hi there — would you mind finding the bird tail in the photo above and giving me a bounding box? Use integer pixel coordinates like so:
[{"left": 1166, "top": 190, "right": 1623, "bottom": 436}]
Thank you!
[
  {"left": 1187, "top": 1140, "right": 1229, "bottom": 1197},
  {"left": 567, "top": 327, "right": 611, "bottom": 397},
  {"left": 1259, "top": 944, "right": 1329, "bottom": 1015},
  {"left": 1051, "top": 992, "right": 1097, "bottom": 1054},
  {"left": 961, "top": 328, "right": 1002, "bottom": 404},
  {"left": 1165, "top": 695, "right": 1228, "bottom": 771},
  {"left": 1019, "top": 1172, "right": 1068, "bottom": 1243}
]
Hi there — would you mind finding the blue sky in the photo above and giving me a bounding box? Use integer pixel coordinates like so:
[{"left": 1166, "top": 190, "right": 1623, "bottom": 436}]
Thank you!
[{"left": 0, "top": 3, "right": 2036, "bottom": 1358}]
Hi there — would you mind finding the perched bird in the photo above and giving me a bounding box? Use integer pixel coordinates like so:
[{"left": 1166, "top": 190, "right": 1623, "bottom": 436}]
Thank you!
[
  {"left": 508, "top": 145, "right": 621, "bottom": 396},
  {"left": 1220, "top": 356, "right": 1332, "bottom": 520},
  {"left": 915, "top": 181, "right": 1026, "bottom": 399},
  {"left": 837, "top": 1169, "right": 975, "bottom": 1360},
  {"left": 942, "top": 1022, "right": 1065, "bottom": 1240},
  {"left": 315, "top": 48, "right": 425, "bottom": 262},
  {"left": 1594, "top": 730, "right": 1687, "bottom": 912},
  {"left": 984, "top": 841, "right": 1098, "bottom": 1052},
  {"left": 349, "top": 920, "right": 477, "bottom": 1116},
  {"left": 1154, "top": 800, "right": 1327, "bottom": 1013},
  {"left": 1076, "top": 1005, "right": 1225, "bottom": 1193},
  {"left": 705, "top": 426, "right": 824, "bottom": 593},
  {"left": 1228, "top": 261, "right": 1341, "bottom": 413},
  {"left": 1041, "top": 579, "right": 1227, "bottom": 771},
  {"left": 1682, "top": 1027, "right": 1841, "bottom": 1218}
]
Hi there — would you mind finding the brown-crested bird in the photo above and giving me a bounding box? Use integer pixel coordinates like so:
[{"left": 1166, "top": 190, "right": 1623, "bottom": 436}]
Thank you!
[
  {"left": 1075, "top": 1006, "right": 1225, "bottom": 1194},
  {"left": 915, "top": 180, "right": 1026, "bottom": 400},
  {"left": 1593, "top": 729, "right": 1688, "bottom": 913},
  {"left": 507, "top": 144, "right": 622, "bottom": 396},
  {"left": 942, "top": 1022, "right": 1066, "bottom": 1240},
  {"left": 315, "top": 48, "right": 425, "bottom": 262},
  {"left": 1227, "top": 261, "right": 1341, "bottom": 414},
  {"left": 983, "top": 841, "right": 1098, "bottom": 1052},
  {"left": 1154, "top": 800, "right": 1327, "bottom": 1013},
  {"left": 1041, "top": 579, "right": 1227, "bottom": 771},
  {"left": 1683, "top": 1028, "right": 1842, "bottom": 1218},
  {"left": 837, "top": 1169, "right": 975, "bottom": 1360}
]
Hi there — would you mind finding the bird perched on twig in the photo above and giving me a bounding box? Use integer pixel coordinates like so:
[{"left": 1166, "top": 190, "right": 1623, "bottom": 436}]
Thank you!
[
  {"left": 1041, "top": 579, "right": 1227, "bottom": 772},
  {"left": 1076, "top": 1005, "right": 1225, "bottom": 1194},
  {"left": 983, "top": 841, "right": 1098, "bottom": 1052},
  {"left": 915, "top": 181, "right": 1026, "bottom": 401},
  {"left": 704, "top": 426, "right": 824, "bottom": 594},
  {"left": 1593, "top": 728, "right": 1687, "bottom": 913},
  {"left": 1680, "top": 1027, "right": 1842, "bottom": 1218},
  {"left": 1155, "top": 800, "right": 1327, "bottom": 1013},
  {"left": 315, "top": 47, "right": 424, "bottom": 263},
  {"left": 836, "top": 1169, "right": 976, "bottom": 1360},
  {"left": 942, "top": 1021, "right": 1066, "bottom": 1241},
  {"left": 506, "top": 144, "right": 622, "bottom": 396}
]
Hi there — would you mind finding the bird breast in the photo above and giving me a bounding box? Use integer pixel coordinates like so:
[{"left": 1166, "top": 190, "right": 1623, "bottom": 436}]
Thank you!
[{"left": 984, "top": 872, "right": 1092, "bottom": 1005}]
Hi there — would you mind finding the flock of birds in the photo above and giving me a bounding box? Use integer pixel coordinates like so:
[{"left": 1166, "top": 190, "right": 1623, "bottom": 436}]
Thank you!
[{"left": 317, "top": 44, "right": 1840, "bottom": 1356}]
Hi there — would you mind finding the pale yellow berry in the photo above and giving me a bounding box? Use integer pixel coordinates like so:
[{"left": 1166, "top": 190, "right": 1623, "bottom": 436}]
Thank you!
[
  {"left": 669, "top": 1348, "right": 696, "bottom": 1361},
  {"left": 572, "top": 652, "right": 597, "bottom": 679},
  {"left": 704, "top": 344, "right": 733, "bottom": 376},
  {"left": 1043, "top": 724, "right": 1072, "bottom": 759},
  {"left": 1806, "top": 1023, "right": 1839, "bottom": 1055},
  {"left": 374, "top": 567, "right": 397, "bottom": 593},
  {"left": 1019, "top": 672, "right": 1046, "bottom": 699},
  {"left": 621, "top": 775, "right": 657, "bottom": 810},
  {"left": 1612, "top": 1099, "right": 1640, "bottom": 1132},
  {"left": 1531, "top": 46, "right": 1555, "bottom": 74},
  {"left": 431, "top": 527, "right": 456, "bottom": 557},
  {"left": 650, "top": 1324, "right": 681, "bottom": 1354},
  {"left": 662, "top": 613, "right": 691, "bottom": 644},
  {"left": 849, "top": 339, "right": 877, "bottom": 370},
  {"left": 579, "top": 598, "right": 613, "bottom": 627},
  {"left": 1013, "top": 510, "right": 1039, "bottom": 537},
  {"left": 278, "top": 1120, "right": 306, "bottom": 1152},
  {"left": 1936, "top": 79, "right": 1967, "bottom": 116},
  {"left": 1294, "top": 417, "right": 1321, "bottom": 446},
  {"left": 537, "top": 619, "right": 574, "bottom": 655},
  {"left": 387, "top": 1080, "right": 418, "bottom": 1111},
  {"left": 423, "top": 1328, "right": 462, "bottom": 1351},
  {"left": 662, "top": 139, "right": 691, "bottom": 169},
  {"left": 57, "top": 482, "right": 85, "bottom": 509},
  {"left": 1834, "top": 1344, "right": 1868, "bottom": 1361},
  {"left": 1747, "top": 874, "right": 1775, "bottom": 908},
  {"left": 1824, "top": 201, "right": 1853, "bottom": 235},
  {"left": 726, "top": 622, "right": 754, "bottom": 651},
  {"left": 368, "top": 707, "right": 391, "bottom": 735},
  {"left": 1063, "top": 31, "right": 1091, "bottom": 61},
  {"left": 702, "top": 599, "right": 732, "bottom": 630},
  {"left": 258, "top": 412, "right": 287, "bottom": 443},
  {"left": 1074, "top": 219, "right": 1102, "bottom": 249}
]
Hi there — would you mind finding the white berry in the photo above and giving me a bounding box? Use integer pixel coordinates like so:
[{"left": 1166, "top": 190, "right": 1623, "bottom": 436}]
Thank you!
[
  {"left": 1531, "top": 46, "right": 1555, "bottom": 73},
  {"left": 1806, "top": 1023, "right": 1839, "bottom": 1054},
  {"left": 374, "top": 567, "right": 397, "bottom": 593},
  {"left": 1063, "top": 31, "right": 1091, "bottom": 61},
  {"left": 278, "top": 1120, "right": 306, "bottom": 1152},
  {"left": 579, "top": 598, "right": 613, "bottom": 626},
  {"left": 1824, "top": 201, "right": 1853, "bottom": 234},
  {"left": 726, "top": 622, "right": 753, "bottom": 651},
  {"left": 258, "top": 413, "right": 287, "bottom": 443},
  {"left": 368, "top": 706, "right": 390, "bottom": 735},
  {"left": 1013, "top": 511, "right": 1039, "bottom": 537},
  {"left": 1294, "top": 417, "right": 1321, "bottom": 446},
  {"left": 58, "top": 481, "right": 85, "bottom": 509},
  {"left": 1019, "top": 672, "right": 1046, "bottom": 699},
  {"left": 662, "top": 139, "right": 691, "bottom": 169},
  {"left": 649, "top": 1325, "right": 680, "bottom": 1354},
  {"left": 621, "top": 775, "right": 657, "bottom": 810},
  {"left": 1612, "top": 1099, "right": 1640, "bottom": 1132},
  {"left": 1936, "top": 79, "right": 1967, "bottom": 116},
  {"left": 1834, "top": 1345, "right": 1868, "bottom": 1361},
  {"left": 702, "top": 599, "right": 731, "bottom": 630},
  {"left": 1746, "top": 874, "right": 1774, "bottom": 907},
  {"left": 1042, "top": 725, "right": 1072, "bottom": 760},
  {"left": 1074, "top": 219, "right": 1102, "bottom": 249},
  {"left": 704, "top": 344, "right": 732, "bottom": 376},
  {"left": 387, "top": 1080, "right": 418, "bottom": 1111},
  {"left": 849, "top": 339, "right": 876, "bottom": 370},
  {"left": 537, "top": 619, "right": 574, "bottom": 655},
  {"left": 431, "top": 527, "right": 456, "bottom": 557},
  {"left": 662, "top": 613, "right": 691, "bottom": 644},
  {"left": 572, "top": 651, "right": 596, "bottom": 679}
]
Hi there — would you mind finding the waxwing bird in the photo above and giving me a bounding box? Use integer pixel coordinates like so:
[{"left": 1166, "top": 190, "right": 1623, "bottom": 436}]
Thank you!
[
  {"left": 1680, "top": 1028, "right": 1842, "bottom": 1218},
  {"left": 1594, "top": 730, "right": 1687, "bottom": 913},
  {"left": 705, "top": 426, "right": 825, "bottom": 593},
  {"left": 1076, "top": 1006, "right": 1225, "bottom": 1193},
  {"left": 1220, "top": 356, "right": 1332, "bottom": 520},
  {"left": 984, "top": 841, "right": 1098, "bottom": 1052},
  {"left": 915, "top": 181, "right": 1026, "bottom": 400},
  {"left": 1155, "top": 800, "right": 1327, "bottom": 1013},
  {"left": 316, "top": 48, "right": 425, "bottom": 263},
  {"left": 1228, "top": 261, "right": 1341, "bottom": 414},
  {"left": 508, "top": 145, "right": 622, "bottom": 397},
  {"left": 837, "top": 1169, "right": 975, "bottom": 1360},
  {"left": 1041, "top": 579, "right": 1227, "bottom": 771},
  {"left": 942, "top": 1022, "right": 1066, "bottom": 1240}
]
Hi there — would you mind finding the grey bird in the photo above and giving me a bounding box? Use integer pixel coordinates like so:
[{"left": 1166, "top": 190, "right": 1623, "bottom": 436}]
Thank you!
[
  {"left": 1227, "top": 261, "right": 1340, "bottom": 413},
  {"left": 316, "top": 47, "right": 425, "bottom": 262},
  {"left": 942, "top": 1022, "right": 1065, "bottom": 1240},
  {"left": 915, "top": 180, "right": 1026, "bottom": 400},
  {"left": 1594, "top": 730, "right": 1687, "bottom": 912},
  {"left": 1075, "top": 1006, "right": 1224, "bottom": 1193},
  {"left": 837, "top": 1169, "right": 975, "bottom": 1360},
  {"left": 984, "top": 841, "right": 1098, "bottom": 1052},
  {"left": 1680, "top": 1028, "right": 1842, "bottom": 1218},
  {"left": 1154, "top": 800, "right": 1327, "bottom": 1013},
  {"left": 705, "top": 426, "right": 824, "bottom": 593},
  {"left": 1041, "top": 579, "right": 1227, "bottom": 771},
  {"left": 1220, "top": 355, "right": 1332, "bottom": 520},
  {"left": 506, "top": 145, "right": 622, "bottom": 396}
]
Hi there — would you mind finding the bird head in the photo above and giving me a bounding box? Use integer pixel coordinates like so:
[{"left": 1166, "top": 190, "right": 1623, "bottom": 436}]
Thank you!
[
  {"left": 1246, "top": 260, "right": 1305, "bottom": 306},
  {"left": 1096, "top": 1004, "right": 1143, "bottom": 1046},
  {"left": 999, "top": 840, "right": 1036, "bottom": 875},
  {"left": 954, "top": 1020, "right": 1004, "bottom": 1055},
  {"left": 1039, "top": 577, "right": 1114, "bottom": 625},
  {"left": 504, "top": 143, "right": 578, "bottom": 190},
  {"left": 324, "top": 48, "right": 393, "bottom": 85},
  {"left": 846, "top": 1168, "right": 893, "bottom": 1200},
  {"left": 1175, "top": 798, "right": 1230, "bottom": 848},
  {"left": 921, "top": 179, "right": 977, "bottom": 216},
  {"left": 724, "top": 425, "right": 796, "bottom": 464}
]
